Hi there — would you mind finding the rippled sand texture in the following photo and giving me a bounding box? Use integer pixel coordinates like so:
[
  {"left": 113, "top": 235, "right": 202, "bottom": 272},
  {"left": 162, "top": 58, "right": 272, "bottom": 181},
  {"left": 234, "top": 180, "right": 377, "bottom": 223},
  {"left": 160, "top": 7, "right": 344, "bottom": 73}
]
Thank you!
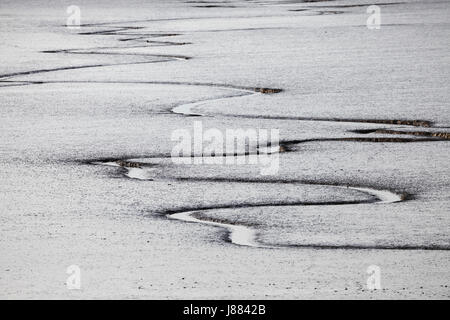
[{"left": 1, "top": 0, "right": 449, "bottom": 299}]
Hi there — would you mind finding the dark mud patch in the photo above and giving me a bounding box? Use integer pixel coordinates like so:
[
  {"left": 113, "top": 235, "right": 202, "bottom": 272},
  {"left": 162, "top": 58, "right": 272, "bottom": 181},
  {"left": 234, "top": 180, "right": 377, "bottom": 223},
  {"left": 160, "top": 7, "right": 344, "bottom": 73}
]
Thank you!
[
  {"left": 115, "top": 160, "right": 144, "bottom": 168},
  {"left": 279, "top": 137, "right": 438, "bottom": 148},
  {"left": 231, "top": 115, "right": 432, "bottom": 127},
  {"left": 160, "top": 198, "right": 376, "bottom": 216},
  {"left": 351, "top": 129, "right": 450, "bottom": 140},
  {"left": 254, "top": 87, "right": 283, "bottom": 94},
  {"left": 79, "top": 157, "right": 165, "bottom": 167},
  {"left": 174, "top": 176, "right": 409, "bottom": 198},
  {"left": 335, "top": 137, "right": 436, "bottom": 143},
  {"left": 306, "top": 2, "right": 404, "bottom": 9},
  {"left": 193, "top": 5, "right": 237, "bottom": 8},
  {"left": 281, "top": 243, "right": 450, "bottom": 251}
]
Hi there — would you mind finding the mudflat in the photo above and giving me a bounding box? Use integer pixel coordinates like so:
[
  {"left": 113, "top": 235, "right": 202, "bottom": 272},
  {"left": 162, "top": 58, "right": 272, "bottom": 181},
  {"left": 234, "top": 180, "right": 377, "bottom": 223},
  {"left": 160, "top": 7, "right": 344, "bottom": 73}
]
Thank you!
[{"left": 0, "top": 0, "right": 449, "bottom": 299}]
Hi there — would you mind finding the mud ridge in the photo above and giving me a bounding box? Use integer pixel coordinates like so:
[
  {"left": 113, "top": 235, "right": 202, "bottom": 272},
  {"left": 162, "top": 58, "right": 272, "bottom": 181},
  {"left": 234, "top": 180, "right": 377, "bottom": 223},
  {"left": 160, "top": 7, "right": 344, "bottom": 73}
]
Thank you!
[
  {"left": 164, "top": 184, "right": 411, "bottom": 249},
  {"left": 351, "top": 129, "right": 450, "bottom": 140}
]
